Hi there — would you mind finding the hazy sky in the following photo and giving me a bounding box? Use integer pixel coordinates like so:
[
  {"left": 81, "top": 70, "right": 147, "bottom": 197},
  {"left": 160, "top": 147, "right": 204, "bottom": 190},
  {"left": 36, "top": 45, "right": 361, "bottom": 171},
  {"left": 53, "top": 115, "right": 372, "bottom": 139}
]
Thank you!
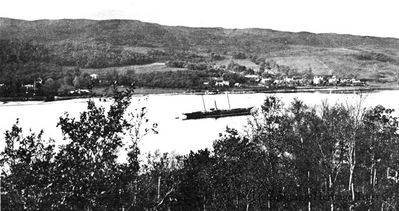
[{"left": 1, "top": 0, "right": 398, "bottom": 38}]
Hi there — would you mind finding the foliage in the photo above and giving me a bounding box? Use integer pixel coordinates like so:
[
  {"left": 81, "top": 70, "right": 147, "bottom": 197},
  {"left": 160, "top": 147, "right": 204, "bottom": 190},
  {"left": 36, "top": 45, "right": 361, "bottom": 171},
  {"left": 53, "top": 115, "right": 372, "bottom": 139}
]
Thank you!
[
  {"left": 131, "top": 71, "right": 211, "bottom": 89},
  {"left": 3, "top": 94, "right": 399, "bottom": 210},
  {"left": 0, "top": 88, "right": 156, "bottom": 210},
  {"left": 222, "top": 72, "right": 247, "bottom": 85}
]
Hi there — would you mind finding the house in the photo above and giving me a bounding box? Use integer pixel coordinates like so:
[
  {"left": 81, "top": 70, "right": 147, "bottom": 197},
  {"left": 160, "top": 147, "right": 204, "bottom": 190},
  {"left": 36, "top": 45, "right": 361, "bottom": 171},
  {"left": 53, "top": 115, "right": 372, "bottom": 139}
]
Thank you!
[
  {"left": 260, "top": 78, "right": 273, "bottom": 84},
  {"left": 313, "top": 76, "right": 324, "bottom": 85},
  {"left": 273, "top": 79, "right": 284, "bottom": 86},
  {"left": 22, "top": 84, "right": 35, "bottom": 94},
  {"left": 260, "top": 78, "right": 273, "bottom": 86},
  {"left": 35, "top": 78, "right": 43, "bottom": 84},
  {"left": 339, "top": 78, "right": 351, "bottom": 86},
  {"left": 328, "top": 75, "right": 338, "bottom": 85},
  {"left": 69, "top": 89, "right": 91, "bottom": 95},
  {"left": 245, "top": 75, "right": 261, "bottom": 83},
  {"left": 22, "top": 84, "right": 35, "bottom": 90},
  {"left": 283, "top": 77, "right": 294, "bottom": 83},
  {"left": 211, "top": 77, "right": 223, "bottom": 81},
  {"left": 215, "top": 81, "right": 230, "bottom": 87},
  {"left": 90, "top": 74, "right": 99, "bottom": 80},
  {"left": 245, "top": 75, "right": 260, "bottom": 79},
  {"left": 351, "top": 78, "right": 364, "bottom": 86}
]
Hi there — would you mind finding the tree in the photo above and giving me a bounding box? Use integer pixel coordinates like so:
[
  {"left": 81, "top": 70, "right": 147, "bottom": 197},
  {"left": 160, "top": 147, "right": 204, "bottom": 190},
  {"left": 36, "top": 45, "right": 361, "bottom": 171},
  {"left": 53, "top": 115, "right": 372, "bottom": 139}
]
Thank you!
[
  {"left": 72, "top": 76, "right": 80, "bottom": 88},
  {"left": 63, "top": 75, "right": 73, "bottom": 86},
  {"left": 0, "top": 121, "right": 56, "bottom": 210},
  {"left": 359, "top": 105, "right": 399, "bottom": 210},
  {"left": 42, "top": 78, "right": 61, "bottom": 95},
  {"left": 1, "top": 88, "right": 156, "bottom": 210},
  {"left": 175, "top": 149, "right": 214, "bottom": 210},
  {"left": 72, "top": 74, "right": 90, "bottom": 89},
  {"left": 304, "top": 66, "right": 314, "bottom": 80}
]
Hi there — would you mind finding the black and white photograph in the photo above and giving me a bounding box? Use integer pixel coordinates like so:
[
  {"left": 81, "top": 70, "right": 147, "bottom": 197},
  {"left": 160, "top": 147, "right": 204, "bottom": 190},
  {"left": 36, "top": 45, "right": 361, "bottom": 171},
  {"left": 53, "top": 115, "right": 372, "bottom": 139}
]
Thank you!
[{"left": 1, "top": 0, "right": 399, "bottom": 210}]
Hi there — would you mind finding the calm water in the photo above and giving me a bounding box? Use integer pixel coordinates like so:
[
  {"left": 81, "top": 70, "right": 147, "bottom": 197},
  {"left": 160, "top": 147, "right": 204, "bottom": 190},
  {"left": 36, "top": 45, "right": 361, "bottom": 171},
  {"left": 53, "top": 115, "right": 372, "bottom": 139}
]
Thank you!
[{"left": 1, "top": 90, "right": 399, "bottom": 156}]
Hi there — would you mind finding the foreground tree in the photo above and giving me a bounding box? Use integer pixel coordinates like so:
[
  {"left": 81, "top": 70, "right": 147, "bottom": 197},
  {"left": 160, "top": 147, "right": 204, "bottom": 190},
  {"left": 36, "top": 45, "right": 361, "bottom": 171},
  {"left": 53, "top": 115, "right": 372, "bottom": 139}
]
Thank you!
[
  {"left": 0, "top": 123, "right": 56, "bottom": 210},
  {"left": 1, "top": 87, "right": 156, "bottom": 210}
]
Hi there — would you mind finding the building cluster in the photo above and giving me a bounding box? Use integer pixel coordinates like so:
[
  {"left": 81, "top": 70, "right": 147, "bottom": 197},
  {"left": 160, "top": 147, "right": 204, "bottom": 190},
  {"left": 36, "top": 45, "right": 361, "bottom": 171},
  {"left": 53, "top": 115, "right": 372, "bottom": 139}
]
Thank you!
[
  {"left": 204, "top": 61, "right": 367, "bottom": 89},
  {"left": 204, "top": 71, "right": 366, "bottom": 89},
  {"left": 264, "top": 74, "right": 365, "bottom": 88},
  {"left": 21, "top": 78, "right": 43, "bottom": 94},
  {"left": 267, "top": 75, "right": 365, "bottom": 87}
]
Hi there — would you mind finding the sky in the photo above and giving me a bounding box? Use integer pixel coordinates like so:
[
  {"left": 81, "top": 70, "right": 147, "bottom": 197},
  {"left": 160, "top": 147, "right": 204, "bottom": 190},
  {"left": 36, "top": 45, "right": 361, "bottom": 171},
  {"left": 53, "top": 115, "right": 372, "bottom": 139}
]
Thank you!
[{"left": 1, "top": 0, "right": 398, "bottom": 38}]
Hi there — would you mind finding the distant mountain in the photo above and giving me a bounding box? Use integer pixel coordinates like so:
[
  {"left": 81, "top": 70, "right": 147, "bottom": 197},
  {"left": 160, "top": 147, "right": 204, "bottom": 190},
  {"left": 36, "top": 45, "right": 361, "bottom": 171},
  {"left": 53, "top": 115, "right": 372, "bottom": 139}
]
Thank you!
[
  {"left": 1, "top": 17, "right": 399, "bottom": 80},
  {"left": 2, "top": 17, "right": 399, "bottom": 49}
]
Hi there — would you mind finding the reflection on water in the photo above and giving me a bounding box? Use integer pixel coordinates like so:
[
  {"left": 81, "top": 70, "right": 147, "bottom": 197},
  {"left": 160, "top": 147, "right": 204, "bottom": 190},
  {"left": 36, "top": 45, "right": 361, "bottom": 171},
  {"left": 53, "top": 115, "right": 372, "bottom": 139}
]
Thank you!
[{"left": 1, "top": 90, "right": 399, "bottom": 155}]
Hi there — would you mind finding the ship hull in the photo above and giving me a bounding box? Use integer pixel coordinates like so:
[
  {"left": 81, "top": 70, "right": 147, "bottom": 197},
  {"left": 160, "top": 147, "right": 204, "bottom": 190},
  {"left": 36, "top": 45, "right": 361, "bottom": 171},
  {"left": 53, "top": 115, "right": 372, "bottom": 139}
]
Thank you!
[{"left": 183, "top": 107, "right": 253, "bottom": 120}]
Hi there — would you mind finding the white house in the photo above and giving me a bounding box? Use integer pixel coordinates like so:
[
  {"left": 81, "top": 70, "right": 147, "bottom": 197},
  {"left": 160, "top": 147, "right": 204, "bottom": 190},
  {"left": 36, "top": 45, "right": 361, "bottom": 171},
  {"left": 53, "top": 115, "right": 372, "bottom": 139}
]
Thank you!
[
  {"left": 90, "top": 74, "right": 99, "bottom": 80},
  {"left": 23, "top": 84, "right": 34, "bottom": 89},
  {"left": 234, "top": 83, "right": 241, "bottom": 87},
  {"left": 215, "top": 81, "right": 230, "bottom": 87},
  {"left": 283, "top": 77, "right": 294, "bottom": 83},
  {"left": 260, "top": 78, "right": 273, "bottom": 85},
  {"left": 245, "top": 75, "right": 260, "bottom": 79},
  {"left": 313, "top": 76, "right": 324, "bottom": 85},
  {"left": 245, "top": 74, "right": 261, "bottom": 83}
]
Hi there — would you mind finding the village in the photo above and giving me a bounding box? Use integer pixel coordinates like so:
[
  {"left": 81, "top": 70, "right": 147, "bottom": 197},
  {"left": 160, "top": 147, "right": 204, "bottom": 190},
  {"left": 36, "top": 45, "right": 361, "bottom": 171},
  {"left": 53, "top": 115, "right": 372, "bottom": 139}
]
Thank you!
[
  {"left": 210, "top": 74, "right": 366, "bottom": 88},
  {"left": 0, "top": 58, "right": 370, "bottom": 99},
  {"left": 210, "top": 74, "right": 365, "bottom": 87},
  {"left": 204, "top": 60, "right": 367, "bottom": 90}
]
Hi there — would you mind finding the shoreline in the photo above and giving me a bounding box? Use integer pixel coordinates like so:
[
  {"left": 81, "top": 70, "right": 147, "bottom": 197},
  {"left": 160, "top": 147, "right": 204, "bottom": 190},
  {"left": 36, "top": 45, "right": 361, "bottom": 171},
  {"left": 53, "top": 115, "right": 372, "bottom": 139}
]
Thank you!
[
  {"left": 2, "top": 85, "right": 399, "bottom": 103},
  {"left": 131, "top": 85, "right": 399, "bottom": 95}
]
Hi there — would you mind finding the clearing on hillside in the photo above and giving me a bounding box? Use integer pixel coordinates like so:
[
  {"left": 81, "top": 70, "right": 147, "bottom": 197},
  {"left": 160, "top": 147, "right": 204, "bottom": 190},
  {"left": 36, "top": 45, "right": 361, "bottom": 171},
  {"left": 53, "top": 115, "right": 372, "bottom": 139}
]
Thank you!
[{"left": 81, "top": 62, "right": 187, "bottom": 75}]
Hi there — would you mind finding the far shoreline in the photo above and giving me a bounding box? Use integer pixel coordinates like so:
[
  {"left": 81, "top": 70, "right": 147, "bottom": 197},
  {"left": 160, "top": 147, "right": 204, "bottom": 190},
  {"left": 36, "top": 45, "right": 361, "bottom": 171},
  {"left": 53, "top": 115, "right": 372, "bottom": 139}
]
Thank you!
[{"left": 2, "top": 84, "right": 399, "bottom": 103}]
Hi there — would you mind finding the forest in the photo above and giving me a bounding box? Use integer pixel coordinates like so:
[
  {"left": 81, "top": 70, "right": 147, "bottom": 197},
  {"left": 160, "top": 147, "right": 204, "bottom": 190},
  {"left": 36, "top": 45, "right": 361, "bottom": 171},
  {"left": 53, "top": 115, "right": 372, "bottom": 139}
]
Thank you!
[
  {"left": 1, "top": 88, "right": 399, "bottom": 210},
  {"left": 0, "top": 39, "right": 229, "bottom": 97}
]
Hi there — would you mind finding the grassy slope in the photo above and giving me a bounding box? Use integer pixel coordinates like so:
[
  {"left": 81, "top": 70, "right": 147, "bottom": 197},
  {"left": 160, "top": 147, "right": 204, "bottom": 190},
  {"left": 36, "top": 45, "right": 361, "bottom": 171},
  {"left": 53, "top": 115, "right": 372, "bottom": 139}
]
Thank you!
[
  {"left": 261, "top": 45, "right": 399, "bottom": 80},
  {"left": 81, "top": 63, "right": 186, "bottom": 75}
]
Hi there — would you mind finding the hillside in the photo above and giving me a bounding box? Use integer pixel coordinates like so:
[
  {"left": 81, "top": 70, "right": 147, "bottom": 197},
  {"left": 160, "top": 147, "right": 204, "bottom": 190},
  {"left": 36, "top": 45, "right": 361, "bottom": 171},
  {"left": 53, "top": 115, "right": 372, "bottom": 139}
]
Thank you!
[{"left": 1, "top": 17, "right": 399, "bottom": 81}]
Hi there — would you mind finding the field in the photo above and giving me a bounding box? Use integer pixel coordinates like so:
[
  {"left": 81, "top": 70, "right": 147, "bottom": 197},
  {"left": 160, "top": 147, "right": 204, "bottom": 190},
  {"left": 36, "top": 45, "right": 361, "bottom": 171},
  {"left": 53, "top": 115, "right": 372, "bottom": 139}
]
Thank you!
[
  {"left": 259, "top": 46, "right": 399, "bottom": 80},
  {"left": 81, "top": 62, "right": 186, "bottom": 75}
]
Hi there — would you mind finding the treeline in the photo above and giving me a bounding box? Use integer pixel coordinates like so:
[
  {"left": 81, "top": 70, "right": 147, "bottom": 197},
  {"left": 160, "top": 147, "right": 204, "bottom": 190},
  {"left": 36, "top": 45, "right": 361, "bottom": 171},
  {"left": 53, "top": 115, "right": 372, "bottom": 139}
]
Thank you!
[
  {"left": 132, "top": 71, "right": 209, "bottom": 89},
  {"left": 226, "top": 61, "right": 256, "bottom": 75},
  {"left": 166, "top": 97, "right": 399, "bottom": 210},
  {"left": 166, "top": 60, "right": 208, "bottom": 71},
  {"left": 2, "top": 90, "right": 399, "bottom": 210},
  {"left": 97, "top": 68, "right": 222, "bottom": 89},
  {"left": 138, "top": 97, "right": 399, "bottom": 210},
  {"left": 165, "top": 51, "right": 225, "bottom": 71}
]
